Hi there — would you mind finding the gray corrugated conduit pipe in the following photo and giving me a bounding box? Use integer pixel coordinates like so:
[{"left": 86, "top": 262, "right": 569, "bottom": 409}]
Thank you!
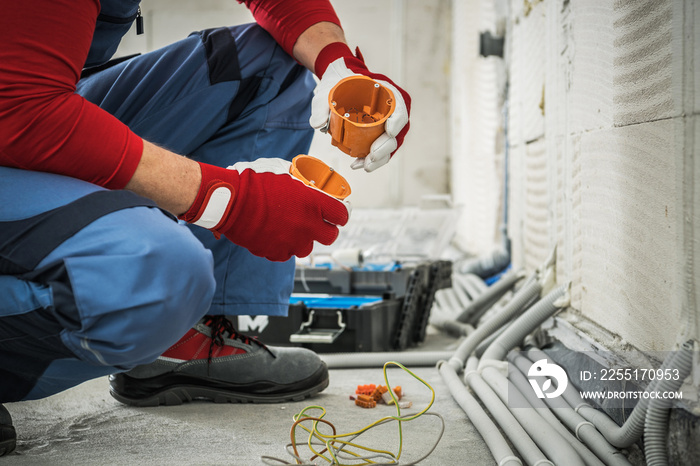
[
  {"left": 447, "top": 273, "right": 542, "bottom": 373},
  {"left": 430, "top": 319, "right": 475, "bottom": 338},
  {"left": 481, "top": 365, "right": 587, "bottom": 466},
  {"left": 477, "top": 284, "right": 568, "bottom": 367},
  {"left": 452, "top": 273, "right": 485, "bottom": 306},
  {"left": 458, "top": 246, "right": 511, "bottom": 281},
  {"left": 438, "top": 362, "right": 523, "bottom": 466},
  {"left": 508, "top": 353, "right": 632, "bottom": 466},
  {"left": 466, "top": 279, "right": 536, "bottom": 327},
  {"left": 474, "top": 323, "right": 511, "bottom": 358},
  {"left": 467, "top": 274, "right": 543, "bottom": 328},
  {"left": 456, "top": 270, "right": 523, "bottom": 323},
  {"left": 434, "top": 284, "right": 467, "bottom": 316},
  {"left": 505, "top": 356, "right": 608, "bottom": 466},
  {"left": 643, "top": 340, "right": 695, "bottom": 466},
  {"left": 320, "top": 351, "right": 454, "bottom": 369},
  {"left": 463, "top": 273, "right": 489, "bottom": 296},
  {"left": 437, "top": 275, "right": 544, "bottom": 465},
  {"left": 468, "top": 283, "right": 589, "bottom": 465},
  {"left": 524, "top": 347, "right": 678, "bottom": 449},
  {"left": 464, "top": 357, "right": 555, "bottom": 466}
]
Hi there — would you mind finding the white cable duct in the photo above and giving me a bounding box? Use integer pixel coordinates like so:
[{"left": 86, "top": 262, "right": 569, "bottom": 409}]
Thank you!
[
  {"left": 508, "top": 353, "right": 632, "bottom": 466},
  {"left": 464, "top": 274, "right": 532, "bottom": 327},
  {"left": 430, "top": 272, "right": 483, "bottom": 327},
  {"left": 464, "top": 357, "right": 554, "bottom": 466},
  {"left": 320, "top": 252, "right": 695, "bottom": 465}
]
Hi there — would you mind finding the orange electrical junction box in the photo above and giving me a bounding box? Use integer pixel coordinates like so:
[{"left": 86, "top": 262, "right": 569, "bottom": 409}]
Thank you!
[
  {"left": 327, "top": 75, "right": 396, "bottom": 158},
  {"left": 289, "top": 154, "right": 351, "bottom": 200}
]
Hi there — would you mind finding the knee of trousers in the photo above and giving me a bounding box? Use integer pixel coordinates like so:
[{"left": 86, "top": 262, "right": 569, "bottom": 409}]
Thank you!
[{"left": 53, "top": 207, "right": 216, "bottom": 369}]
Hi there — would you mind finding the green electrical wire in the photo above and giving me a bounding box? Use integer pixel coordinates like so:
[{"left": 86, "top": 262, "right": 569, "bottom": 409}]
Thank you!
[{"left": 269, "top": 361, "right": 441, "bottom": 466}]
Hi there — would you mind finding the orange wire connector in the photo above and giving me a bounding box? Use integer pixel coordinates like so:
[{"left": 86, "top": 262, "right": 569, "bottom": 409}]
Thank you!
[
  {"left": 355, "top": 394, "right": 377, "bottom": 409},
  {"left": 371, "top": 385, "right": 388, "bottom": 402},
  {"left": 355, "top": 384, "right": 376, "bottom": 396}
]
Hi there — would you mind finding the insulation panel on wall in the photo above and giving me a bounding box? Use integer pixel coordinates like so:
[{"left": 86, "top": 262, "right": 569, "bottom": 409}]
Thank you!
[{"left": 505, "top": 0, "right": 697, "bottom": 350}]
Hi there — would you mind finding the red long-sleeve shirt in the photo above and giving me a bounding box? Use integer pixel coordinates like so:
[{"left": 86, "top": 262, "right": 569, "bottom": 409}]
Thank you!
[{"left": 0, "top": 0, "right": 340, "bottom": 190}]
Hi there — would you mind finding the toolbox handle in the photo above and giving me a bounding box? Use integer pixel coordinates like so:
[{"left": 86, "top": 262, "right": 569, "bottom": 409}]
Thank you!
[{"left": 289, "top": 310, "right": 346, "bottom": 344}]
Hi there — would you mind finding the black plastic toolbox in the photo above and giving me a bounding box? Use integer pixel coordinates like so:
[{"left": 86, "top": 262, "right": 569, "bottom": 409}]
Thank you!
[{"left": 237, "top": 260, "right": 452, "bottom": 353}]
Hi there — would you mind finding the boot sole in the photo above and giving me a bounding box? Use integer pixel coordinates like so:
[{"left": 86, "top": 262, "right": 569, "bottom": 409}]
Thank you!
[
  {"left": 0, "top": 426, "right": 16, "bottom": 457},
  {"left": 110, "top": 376, "right": 329, "bottom": 407}
]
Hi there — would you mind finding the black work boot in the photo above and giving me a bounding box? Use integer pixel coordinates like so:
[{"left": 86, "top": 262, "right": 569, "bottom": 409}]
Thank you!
[
  {"left": 0, "top": 404, "right": 16, "bottom": 457},
  {"left": 109, "top": 315, "right": 329, "bottom": 406}
]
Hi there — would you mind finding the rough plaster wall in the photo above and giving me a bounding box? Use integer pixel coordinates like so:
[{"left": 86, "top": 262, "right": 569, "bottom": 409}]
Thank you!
[
  {"left": 507, "top": 0, "right": 550, "bottom": 270},
  {"left": 117, "top": 0, "right": 451, "bottom": 208},
  {"left": 450, "top": 0, "right": 505, "bottom": 253},
  {"left": 506, "top": 0, "right": 699, "bottom": 351}
]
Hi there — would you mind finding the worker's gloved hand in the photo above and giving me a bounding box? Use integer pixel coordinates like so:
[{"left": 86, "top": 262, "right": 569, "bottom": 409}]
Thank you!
[
  {"left": 310, "top": 42, "right": 411, "bottom": 172},
  {"left": 180, "top": 160, "right": 351, "bottom": 262}
]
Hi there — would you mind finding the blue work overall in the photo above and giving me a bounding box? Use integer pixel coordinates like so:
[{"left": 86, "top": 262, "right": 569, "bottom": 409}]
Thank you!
[{"left": 0, "top": 23, "right": 316, "bottom": 402}]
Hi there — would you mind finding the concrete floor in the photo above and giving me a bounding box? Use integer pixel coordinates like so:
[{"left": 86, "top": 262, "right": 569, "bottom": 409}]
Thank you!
[{"left": 2, "top": 332, "right": 494, "bottom": 465}]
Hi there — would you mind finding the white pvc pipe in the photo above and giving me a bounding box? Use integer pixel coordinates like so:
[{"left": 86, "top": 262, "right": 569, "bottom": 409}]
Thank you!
[
  {"left": 439, "top": 362, "right": 523, "bottom": 466},
  {"left": 644, "top": 340, "right": 695, "bottom": 466},
  {"left": 448, "top": 274, "right": 542, "bottom": 372},
  {"left": 481, "top": 366, "right": 586, "bottom": 466},
  {"left": 478, "top": 285, "right": 567, "bottom": 366},
  {"left": 524, "top": 346, "right": 677, "bottom": 449},
  {"left": 508, "top": 353, "right": 632, "bottom": 466},
  {"left": 505, "top": 358, "right": 608, "bottom": 466},
  {"left": 456, "top": 270, "right": 523, "bottom": 323},
  {"left": 320, "top": 351, "right": 453, "bottom": 369},
  {"left": 464, "top": 357, "right": 553, "bottom": 466}
]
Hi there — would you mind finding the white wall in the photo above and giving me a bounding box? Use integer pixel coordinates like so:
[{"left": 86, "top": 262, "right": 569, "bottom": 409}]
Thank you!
[
  {"left": 116, "top": 0, "right": 451, "bottom": 208},
  {"left": 449, "top": 0, "right": 507, "bottom": 254},
  {"left": 503, "top": 0, "right": 699, "bottom": 352}
]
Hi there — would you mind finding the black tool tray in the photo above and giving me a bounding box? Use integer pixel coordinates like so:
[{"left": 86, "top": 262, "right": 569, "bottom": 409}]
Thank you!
[{"left": 239, "top": 261, "right": 452, "bottom": 353}]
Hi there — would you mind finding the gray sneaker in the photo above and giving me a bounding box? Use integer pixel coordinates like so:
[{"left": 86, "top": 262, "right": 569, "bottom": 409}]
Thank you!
[
  {"left": 109, "top": 316, "right": 329, "bottom": 406},
  {"left": 0, "top": 404, "right": 16, "bottom": 457}
]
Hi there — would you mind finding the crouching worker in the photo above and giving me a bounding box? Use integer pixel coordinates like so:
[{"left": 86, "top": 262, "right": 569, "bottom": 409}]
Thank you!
[{"left": 0, "top": 0, "right": 410, "bottom": 457}]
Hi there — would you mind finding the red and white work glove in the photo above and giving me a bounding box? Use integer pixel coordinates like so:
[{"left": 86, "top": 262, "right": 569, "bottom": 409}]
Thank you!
[
  {"left": 180, "top": 160, "right": 351, "bottom": 262},
  {"left": 310, "top": 43, "right": 412, "bottom": 172}
]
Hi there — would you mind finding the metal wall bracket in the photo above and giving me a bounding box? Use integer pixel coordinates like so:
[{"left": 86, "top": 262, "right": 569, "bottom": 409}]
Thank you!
[{"left": 480, "top": 30, "right": 504, "bottom": 58}]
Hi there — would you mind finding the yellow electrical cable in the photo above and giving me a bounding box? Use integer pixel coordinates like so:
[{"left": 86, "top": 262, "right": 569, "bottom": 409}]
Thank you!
[{"left": 288, "top": 361, "right": 437, "bottom": 465}]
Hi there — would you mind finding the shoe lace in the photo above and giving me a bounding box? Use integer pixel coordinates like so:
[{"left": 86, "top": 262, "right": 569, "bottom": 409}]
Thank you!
[{"left": 206, "top": 315, "right": 276, "bottom": 363}]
